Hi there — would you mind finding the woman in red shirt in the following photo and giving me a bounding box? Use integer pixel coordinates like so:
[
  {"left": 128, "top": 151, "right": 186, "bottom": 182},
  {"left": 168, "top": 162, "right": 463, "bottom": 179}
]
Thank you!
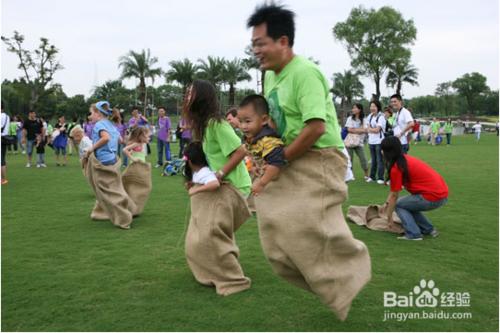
[{"left": 381, "top": 136, "right": 448, "bottom": 240}]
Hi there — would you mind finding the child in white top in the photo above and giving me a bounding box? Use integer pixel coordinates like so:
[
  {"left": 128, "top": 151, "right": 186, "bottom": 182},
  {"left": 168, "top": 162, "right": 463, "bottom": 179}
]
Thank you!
[
  {"left": 472, "top": 122, "right": 482, "bottom": 141},
  {"left": 183, "top": 142, "right": 220, "bottom": 196},
  {"left": 69, "top": 127, "right": 93, "bottom": 167}
]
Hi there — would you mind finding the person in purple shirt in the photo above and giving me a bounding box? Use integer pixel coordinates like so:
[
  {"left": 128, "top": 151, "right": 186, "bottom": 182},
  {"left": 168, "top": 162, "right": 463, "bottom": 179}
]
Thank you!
[
  {"left": 84, "top": 113, "right": 95, "bottom": 139},
  {"left": 128, "top": 106, "right": 149, "bottom": 129},
  {"left": 178, "top": 117, "right": 192, "bottom": 158},
  {"left": 155, "top": 106, "right": 171, "bottom": 167},
  {"left": 111, "top": 108, "right": 128, "bottom": 166}
]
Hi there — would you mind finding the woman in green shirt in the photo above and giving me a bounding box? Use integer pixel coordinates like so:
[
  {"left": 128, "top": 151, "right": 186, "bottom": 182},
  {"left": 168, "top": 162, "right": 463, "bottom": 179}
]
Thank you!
[
  {"left": 444, "top": 118, "right": 453, "bottom": 146},
  {"left": 182, "top": 79, "right": 252, "bottom": 296}
]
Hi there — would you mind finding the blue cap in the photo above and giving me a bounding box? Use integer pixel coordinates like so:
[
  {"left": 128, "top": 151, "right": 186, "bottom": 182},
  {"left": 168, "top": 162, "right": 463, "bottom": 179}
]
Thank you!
[{"left": 96, "top": 101, "right": 112, "bottom": 116}]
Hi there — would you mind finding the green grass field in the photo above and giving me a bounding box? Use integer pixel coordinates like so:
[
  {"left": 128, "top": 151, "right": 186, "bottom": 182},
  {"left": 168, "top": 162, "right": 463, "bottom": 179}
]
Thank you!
[{"left": 2, "top": 134, "right": 498, "bottom": 332}]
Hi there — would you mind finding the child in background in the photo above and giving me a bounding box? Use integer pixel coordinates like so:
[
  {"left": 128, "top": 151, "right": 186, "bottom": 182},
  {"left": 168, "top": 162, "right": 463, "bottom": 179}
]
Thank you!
[
  {"left": 183, "top": 142, "right": 220, "bottom": 196},
  {"left": 237, "top": 94, "right": 286, "bottom": 195},
  {"left": 70, "top": 127, "right": 92, "bottom": 167},
  {"left": 35, "top": 134, "right": 46, "bottom": 168},
  {"left": 123, "top": 127, "right": 150, "bottom": 163}
]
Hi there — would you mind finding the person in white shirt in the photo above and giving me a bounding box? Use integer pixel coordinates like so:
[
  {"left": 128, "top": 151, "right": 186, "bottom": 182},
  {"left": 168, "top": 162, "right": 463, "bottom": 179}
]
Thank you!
[
  {"left": 183, "top": 142, "right": 220, "bottom": 196},
  {"left": 390, "top": 93, "right": 414, "bottom": 153},
  {"left": 69, "top": 127, "right": 93, "bottom": 168},
  {"left": 472, "top": 121, "right": 482, "bottom": 141},
  {"left": 365, "top": 100, "right": 387, "bottom": 184},
  {"left": 1, "top": 102, "right": 10, "bottom": 185},
  {"left": 344, "top": 103, "right": 369, "bottom": 180}
]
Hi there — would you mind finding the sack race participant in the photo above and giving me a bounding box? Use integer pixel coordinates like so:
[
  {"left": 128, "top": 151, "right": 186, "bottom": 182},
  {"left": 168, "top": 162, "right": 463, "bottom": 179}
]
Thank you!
[
  {"left": 84, "top": 101, "right": 136, "bottom": 229},
  {"left": 183, "top": 80, "right": 252, "bottom": 296},
  {"left": 247, "top": 4, "right": 371, "bottom": 321},
  {"left": 122, "top": 127, "right": 152, "bottom": 216}
]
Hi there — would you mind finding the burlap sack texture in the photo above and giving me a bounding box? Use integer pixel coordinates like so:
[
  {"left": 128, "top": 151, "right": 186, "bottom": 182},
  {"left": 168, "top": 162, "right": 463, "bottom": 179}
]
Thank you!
[
  {"left": 185, "top": 183, "right": 252, "bottom": 296},
  {"left": 122, "top": 160, "right": 152, "bottom": 216},
  {"left": 347, "top": 205, "right": 405, "bottom": 234},
  {"left": 86, "top": 154, "right": 136, "bottom": 229},
  {"left": 255, "top": 148, "right": 372, "bottom": 321}
]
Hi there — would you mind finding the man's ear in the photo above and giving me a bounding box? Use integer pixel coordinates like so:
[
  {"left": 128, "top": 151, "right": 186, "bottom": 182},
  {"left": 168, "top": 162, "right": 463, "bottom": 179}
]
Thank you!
[{"left": 278, "top": 35, "right": 290, "bottom": 48}]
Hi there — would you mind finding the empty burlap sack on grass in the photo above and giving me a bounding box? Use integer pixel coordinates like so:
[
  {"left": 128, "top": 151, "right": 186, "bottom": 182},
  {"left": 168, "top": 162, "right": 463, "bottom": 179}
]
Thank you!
[
  {"left": 347, "top": 205, "right": 405, "bottom": 234},
  {"left": 122, "top": 160, "right": 152, "bottom": 216},
  {"left": 86, "top": 153, "right": 135, "bottom": 229},
  {"left": 255, "top": 148, "right": 371, "bottom": 321},
  {"left": 185, "top": 183, "right": 252, "bottom": 296}
]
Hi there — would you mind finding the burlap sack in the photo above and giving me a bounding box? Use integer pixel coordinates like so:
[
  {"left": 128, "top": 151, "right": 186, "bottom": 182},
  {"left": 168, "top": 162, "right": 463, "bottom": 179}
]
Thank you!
[
  {"left": 255, "top": 148, "right": 371, "bottom": 321},
  {"left": 122, "top": 160, "right": 152, "bottom": 216},
  {"left": 347, "top": 205, "right": 405, "bottom": 234},
  {"left": 86, "top": 154, "right": 135, "bottom": 229},
  {"left": 185, "top": 183, "right": 252, "bottom": 296}
]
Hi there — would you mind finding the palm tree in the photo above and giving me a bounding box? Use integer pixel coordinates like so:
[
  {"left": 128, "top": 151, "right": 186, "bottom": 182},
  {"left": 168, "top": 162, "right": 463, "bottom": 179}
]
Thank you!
[
  {"left": 222, "top": 58, "right": 252, "bottom": 106},
  {"left": 386, "top": 59, "right": 419, "bottom": 96},
  {"left": 165, "top": 58, "right": 198, "bottom": 95},
  {"left": 197, "top": 56, "right": 225, "bottom": 89},
  {"left": 118, "top": 49, "right": 162, "bottom": 112},
  {"left": 330, "top": 70, "right": 364, "bottom": 124}
]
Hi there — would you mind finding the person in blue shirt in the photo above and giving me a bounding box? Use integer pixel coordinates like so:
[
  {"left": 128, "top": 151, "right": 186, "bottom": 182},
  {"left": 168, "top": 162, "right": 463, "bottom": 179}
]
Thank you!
[{"left": 86, "top": 101, "right": 120, "bottom": 165}]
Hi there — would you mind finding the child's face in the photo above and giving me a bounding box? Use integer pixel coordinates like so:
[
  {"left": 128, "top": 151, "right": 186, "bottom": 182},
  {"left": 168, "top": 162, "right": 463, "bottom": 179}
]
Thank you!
[
  {"left": 90, "top": 109, "right": 101, "bottom": 123},
  {"left": 237, "top": 105, "right": 267, "bottom": 139}
]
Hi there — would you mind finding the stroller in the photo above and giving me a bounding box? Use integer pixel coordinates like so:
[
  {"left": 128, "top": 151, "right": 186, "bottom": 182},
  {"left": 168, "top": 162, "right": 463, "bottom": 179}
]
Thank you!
[{"left": 161, "top": 158, "right": 185, "bottom": 176}]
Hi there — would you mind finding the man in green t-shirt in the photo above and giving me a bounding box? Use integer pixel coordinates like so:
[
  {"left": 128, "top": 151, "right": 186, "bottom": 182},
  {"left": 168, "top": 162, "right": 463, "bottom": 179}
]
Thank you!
[
  {"left": 430, "top": 118, "right": 441, "bottom": 146},
  {"left": 247, "top": 3, "right": 370, "bottom": 321},
  {"left": 444, "top": 118, "right": 453, "bottom": 146}
]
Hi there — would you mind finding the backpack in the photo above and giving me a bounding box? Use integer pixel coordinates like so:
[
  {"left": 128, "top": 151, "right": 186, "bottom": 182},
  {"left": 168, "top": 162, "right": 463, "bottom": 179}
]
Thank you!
[{"left": 161, "top": 158, "right": 185, "bottom": 176}]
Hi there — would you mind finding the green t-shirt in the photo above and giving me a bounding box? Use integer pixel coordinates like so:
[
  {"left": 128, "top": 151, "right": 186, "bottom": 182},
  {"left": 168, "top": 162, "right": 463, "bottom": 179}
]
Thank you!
[
  {"left": 202, "top": 120, "right": 251, "bottom": 195},
  {"left": 264, "top": 56, "right": 344, "bottom": 149},
  {"left": 444, "top": 123, "right": 453, "bottom": 134},
  {"left": 388, "top": 116, "right": 395, "bottom": 126},
  {"left": 8, "top": 122, "right": 18, "bottom": 136},
  {"left": 431, "top": 122, "right": 441, "bottom": 134}
]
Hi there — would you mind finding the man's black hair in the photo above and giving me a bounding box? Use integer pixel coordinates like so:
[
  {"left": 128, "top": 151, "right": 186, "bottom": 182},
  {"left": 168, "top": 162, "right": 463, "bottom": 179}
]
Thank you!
[
  {"left": 390, "top": 93, "right": 403, "bottom": 101},
  {"left": 247, "top": 2, "right": 296, "bottom": 47},
  {"left": 239, "top": 94, "right": 269, "bottom": 116}
]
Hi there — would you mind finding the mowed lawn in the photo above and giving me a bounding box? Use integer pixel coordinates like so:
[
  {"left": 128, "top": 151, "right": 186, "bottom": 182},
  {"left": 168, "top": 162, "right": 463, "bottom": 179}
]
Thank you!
[{"left": 1, "top": 133, "right": 498, "bottom": 332}]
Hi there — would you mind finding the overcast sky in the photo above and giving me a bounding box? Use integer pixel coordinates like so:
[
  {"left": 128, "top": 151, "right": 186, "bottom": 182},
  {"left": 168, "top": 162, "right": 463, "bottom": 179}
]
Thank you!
[{"left": 1, "top": 0, "right": 499, "bottom": 100}]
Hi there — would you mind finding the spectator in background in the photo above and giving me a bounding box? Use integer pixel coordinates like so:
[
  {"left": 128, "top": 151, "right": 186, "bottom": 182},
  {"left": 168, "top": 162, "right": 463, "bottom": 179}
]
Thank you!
[
  {"left": 390, "top": 94, "right": 414, "bottom": 153},
  {"left": 7, "top": 115, "right": 19, "bottom": 154},
  {"left": 225, "top": 107, "right": 243, "bottom": 138},
  {"left": 412, "top": 119, "right": 421, "bottom": 145},
  {"left": 84, "top": 113, "right": 95, "bottom": 139},
  {"left": 365, "top": 100, "right": 386, "bottom": 184},
  {"left": 472, "top": 121, "right": 482, "bottom": 142},
  {"left": 496, "top": 121, "right": 499, "bottom": 136},
  {"left": 344, "top": 103, "right": 369, "bottom": 181},
  {"left": 22, "top": 110, "right": 44, "bottom": 168},
  {"left": 384, "top": 107, "right": 394, "bottom": 137},
  {"left": 1, "top": 102, "right": 10, "bottom": 184},
  {"left": 429, "top": 117, "right": 440, "bottom": 146},
  {"left": 155, "top": 106, "right": 171, "bottom": 167},
  {"left": 16, "top": 115, "right": 25, "bottom": 154},
  {"left": 66, "top": 115, "right": 79, "bottom": 156},
  {"left": 178, "top": 116, "right": 192, "bottom": 158},
  {"left": 444, "top": 119, "right": 453, "bottom": 146},
  {"left": 111, "top": 108, "right": 127, "bottom": 166},
  {"left": 53, "top": 115, "right": 69, "bottom": 166},
  {"left": 35, "top": 133, "right": 47, "bottom": 168}
]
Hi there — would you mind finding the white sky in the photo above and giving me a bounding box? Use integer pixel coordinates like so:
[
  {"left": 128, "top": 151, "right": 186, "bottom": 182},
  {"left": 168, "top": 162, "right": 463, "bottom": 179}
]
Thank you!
[{"left": 1, "top": 0, "right": 499, "bottom": 99}]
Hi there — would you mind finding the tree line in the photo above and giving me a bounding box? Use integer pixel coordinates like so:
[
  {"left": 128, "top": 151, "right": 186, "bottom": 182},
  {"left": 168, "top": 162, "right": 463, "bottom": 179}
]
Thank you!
[{"left": 2, "top": 5, "right": 498, "bottom": 121}]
